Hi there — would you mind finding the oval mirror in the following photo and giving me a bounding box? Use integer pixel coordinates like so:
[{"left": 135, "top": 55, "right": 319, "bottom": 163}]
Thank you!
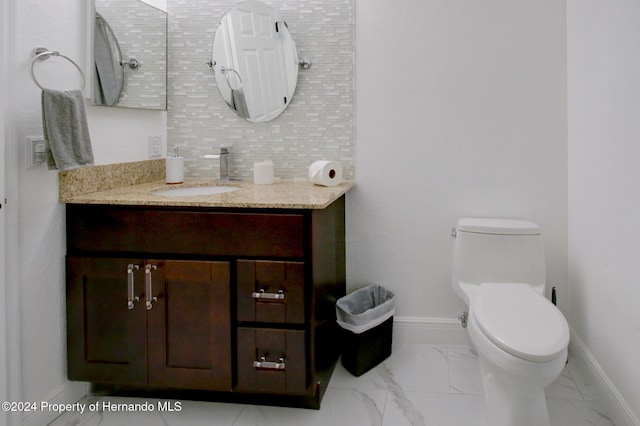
[
  {"left": 93, "top": 12, "right": 124, "bottom": 106},
  {"left": 211, "top": 0, "right": 299, "bottom": 122}
]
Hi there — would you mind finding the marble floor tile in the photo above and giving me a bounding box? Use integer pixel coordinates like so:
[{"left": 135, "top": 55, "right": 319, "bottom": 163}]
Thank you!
[
  {"left": 48, "top": 344, "right": 614, "bottom": 426},
  {"left": 382, "top": 391, "right": 487, "bottom": 426},
  {"left": 447, "top": 346, "right": 483, "bottom": 395},
  {"left": 565, "top": 353, "right": 600, "bottom": 400},
  {"left": 380, "top": 344, "right": 450, "bottom": 394},
  {"left": 47, "top": 396, "right": 97, "bottom": 426},
  {"left": 547, "top": 398, "right": 615, "bottom": 426},
  {"left": 328, "top": 357, "right": 391, "bottom": 392},
  {"left": 233, "top": 388, "right": 388, "bottom": 426},
  {"left": 156, "top": 399, "right": 245, "bottom": 426},
  {"left": 545, "top": 366, "right": 584, "bottom": 400},
  {"left": 48, "top": 396, "right": 167, "bottom": 426},
  {"left": 48, "top": 396, "right": 244, "bottom": 426},
  {"left": 47, "top": 397, "right": 143, "bottom": 426},
  {"left": 329, "top": 344, "right": 450, "bottom": 394}
]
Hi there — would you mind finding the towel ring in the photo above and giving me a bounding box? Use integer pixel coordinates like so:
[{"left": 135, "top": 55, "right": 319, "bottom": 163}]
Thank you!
[
  {"left": 220, "top": 66, "right": 243, "bottom": 91},
  {"left": 31, "top": 47, "right": 86, "bottom": 91}
]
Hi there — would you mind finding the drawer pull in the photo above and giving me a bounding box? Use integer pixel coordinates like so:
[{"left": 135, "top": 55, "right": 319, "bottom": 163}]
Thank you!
[
  {"left": 145, "top": 264, "right": 158, "bottom": 310},
  {"left": 127, "top": 264, "right": 140, "bottom": 309},
  {"left": 252, "top": 289, "right": 285, "bottom": 300},
  {"left": 253, "top": 356, "right": 285, "bottom": 370}
]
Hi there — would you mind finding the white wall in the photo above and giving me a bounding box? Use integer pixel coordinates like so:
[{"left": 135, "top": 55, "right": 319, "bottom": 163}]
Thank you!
[
  {"left": 12, "top": 0, "right": 165, "bottom": 424},
  {"left": 567, "top": 0, "right": 640, "bottom": 423},
  {"left": 349, "top": 0, "right": 568, "bottom": 324}
]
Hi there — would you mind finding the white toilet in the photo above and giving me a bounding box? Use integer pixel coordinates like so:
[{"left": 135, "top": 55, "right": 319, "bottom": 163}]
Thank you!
[{"left": 451, "top": 218, "right": 570, "bottom": 426}]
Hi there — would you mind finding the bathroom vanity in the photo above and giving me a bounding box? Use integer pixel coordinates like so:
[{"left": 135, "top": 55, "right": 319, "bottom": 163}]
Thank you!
[{"left": 61, "top": 165, "right": 353, "bottom": 409}]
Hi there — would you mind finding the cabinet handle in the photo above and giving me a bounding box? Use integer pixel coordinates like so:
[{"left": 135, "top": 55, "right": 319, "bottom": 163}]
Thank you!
[
  {"left": 253, "top": 356, "right": 285, "bottom": 370},
  {"left": 127, "top": 264, "right": 140, "bottom": 309},
  {"left": 145, "top": 264, "right": 158, "bottom": 310},
  {"left": 251, "top": 289, "right": 285, "bottom": 300}
]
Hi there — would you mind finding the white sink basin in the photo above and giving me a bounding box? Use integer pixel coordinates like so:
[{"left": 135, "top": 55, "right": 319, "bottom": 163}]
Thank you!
[{"left": 152, "top": 185, "right": 239, "bottom": 197}]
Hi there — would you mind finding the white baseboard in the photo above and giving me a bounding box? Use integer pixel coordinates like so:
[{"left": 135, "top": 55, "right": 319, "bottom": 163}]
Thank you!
[
  {"left": 393, "top": 316, "right": 471, "bottom": 346},
  {"left": 569, "top": 329, "right": 640, "bottom": 426},
  {"left": 22, "top": 382, "right": 87, "bottom": 426}
]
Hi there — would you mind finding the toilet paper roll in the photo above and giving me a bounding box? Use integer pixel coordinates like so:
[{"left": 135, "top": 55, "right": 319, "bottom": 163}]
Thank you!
[
  {"left": 166, "top": 157, "right": 184, "bottom": 184},
  {"left": 308, "top": 160, "right": 343, "bottom": 187}
]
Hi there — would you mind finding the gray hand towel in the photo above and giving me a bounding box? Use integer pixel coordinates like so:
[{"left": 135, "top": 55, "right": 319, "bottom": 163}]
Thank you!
[
  {"left": 41, "top": 89, "right": 94, "bottom": 171},
  {"left": 231, "top": 88, "right": 250, "bottom": 119}
]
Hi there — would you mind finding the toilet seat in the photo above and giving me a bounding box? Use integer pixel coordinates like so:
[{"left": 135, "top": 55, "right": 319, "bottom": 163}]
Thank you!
[{"left": 473, "top": 283, "right": 570, "bottom": 362}]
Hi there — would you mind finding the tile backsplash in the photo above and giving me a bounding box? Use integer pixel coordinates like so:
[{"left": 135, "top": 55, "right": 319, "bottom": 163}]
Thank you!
[{"left": 167, "top": 0, "right": 354, "bottom": 181}]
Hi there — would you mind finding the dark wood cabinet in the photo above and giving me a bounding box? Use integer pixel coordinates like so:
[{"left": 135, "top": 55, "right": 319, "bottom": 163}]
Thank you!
[
  {"left": 67, "top": 257, "right": 232, "bottom": 391},
  {"left": 65, "top": 196, "right": 345, "bottom": 408}
]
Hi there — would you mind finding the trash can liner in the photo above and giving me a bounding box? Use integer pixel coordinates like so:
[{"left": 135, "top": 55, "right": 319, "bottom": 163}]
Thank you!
[{"left": 336, "top": 285, "right": 396, "bottom": 334}]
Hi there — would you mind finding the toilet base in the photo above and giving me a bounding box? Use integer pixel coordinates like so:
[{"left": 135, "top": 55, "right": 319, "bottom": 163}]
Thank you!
[
  {"left": 467, "top": 311, "right": 567, "bottom": 426},
  {"left": 479, "top": 360, "right": 551, "bottom": 426}
]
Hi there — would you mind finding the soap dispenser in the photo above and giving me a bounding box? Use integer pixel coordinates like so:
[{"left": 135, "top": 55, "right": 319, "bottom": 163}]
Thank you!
[{"left": 165, "top": 146, "right": 184, "bottom": 184}]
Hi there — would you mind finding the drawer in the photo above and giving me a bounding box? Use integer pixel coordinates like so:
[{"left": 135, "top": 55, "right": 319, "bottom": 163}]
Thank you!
[
  {"left": 236, "top": 327, "right": 307, "bottom": 393},
  {"left": 66, "top": 205, "right": 305, "bottom": 258},
  {"left": 237, "top": 260, "right": 305, "bottom": 324}
]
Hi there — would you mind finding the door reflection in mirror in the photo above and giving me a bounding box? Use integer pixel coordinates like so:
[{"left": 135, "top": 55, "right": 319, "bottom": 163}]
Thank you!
[{"left": 212, "top": 0, "right": 299, "bottom": 122}]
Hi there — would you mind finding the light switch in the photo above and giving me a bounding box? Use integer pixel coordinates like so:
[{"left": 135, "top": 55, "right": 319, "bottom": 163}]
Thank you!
[
  {"left": 148, "top": 136, "right": 162, "bottom": 158},
  {"left": 26, "top": 136, "right": 47, "bottom": 168}
]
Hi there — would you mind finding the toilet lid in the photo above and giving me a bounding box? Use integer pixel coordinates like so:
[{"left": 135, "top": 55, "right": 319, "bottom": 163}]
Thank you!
[
  {"left": 474, "top": 283, "right": 570, "bottom": 362},
  {"left": 457, "top": 218, "right": 540, "bottom": 235}
]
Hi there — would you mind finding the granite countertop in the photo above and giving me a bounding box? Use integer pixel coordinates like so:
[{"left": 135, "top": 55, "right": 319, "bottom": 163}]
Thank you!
[
  {"left": 58, "top": 159, "right": 354, "bottom": 209},
  {"left": 61, "top": 179, "right": 355, "bottom": 209}
]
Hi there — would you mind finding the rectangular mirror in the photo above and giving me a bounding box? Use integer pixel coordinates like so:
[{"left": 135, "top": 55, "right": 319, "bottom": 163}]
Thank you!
[{"left": 93, "top": 0, "right": 167, "bottom": 110}]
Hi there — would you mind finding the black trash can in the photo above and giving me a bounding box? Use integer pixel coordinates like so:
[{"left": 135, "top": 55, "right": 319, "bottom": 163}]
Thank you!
[{"left": 336, "top": 285, "right": 395, "bottom": 376}]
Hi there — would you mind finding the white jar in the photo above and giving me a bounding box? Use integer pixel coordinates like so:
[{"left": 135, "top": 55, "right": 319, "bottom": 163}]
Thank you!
[{"left": 253, "top": 161, "right": 274, "bottom": 185}]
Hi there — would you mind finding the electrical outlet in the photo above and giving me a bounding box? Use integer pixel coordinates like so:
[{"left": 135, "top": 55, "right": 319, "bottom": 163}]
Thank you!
[
  {"left": 148, "top": 136, "right": 162, "bottom": 158},
  {"left": 26, "top": 136, "right": 47, "bottom": 168}
]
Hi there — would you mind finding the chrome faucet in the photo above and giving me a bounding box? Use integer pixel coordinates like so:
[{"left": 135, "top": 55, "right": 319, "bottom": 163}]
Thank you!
[{"left": 204, "top": 147, "right": 232, "bottom": 180}]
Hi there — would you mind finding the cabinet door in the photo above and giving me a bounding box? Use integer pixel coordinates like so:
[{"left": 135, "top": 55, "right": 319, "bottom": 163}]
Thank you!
[
  {"left": 66, "top": 256, "right": 147, "bottom": 385},
  {"left": 147, "top": 260, "right": 232, "bottom": 390},
  {"left": 237, "top": 260, "right": 305, "bottom": 324}
]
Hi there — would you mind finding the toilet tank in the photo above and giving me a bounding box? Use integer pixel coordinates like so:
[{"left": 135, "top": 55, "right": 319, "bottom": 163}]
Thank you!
[{"left": 452, "top": 218, "right": 546, "bottom": 299}]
